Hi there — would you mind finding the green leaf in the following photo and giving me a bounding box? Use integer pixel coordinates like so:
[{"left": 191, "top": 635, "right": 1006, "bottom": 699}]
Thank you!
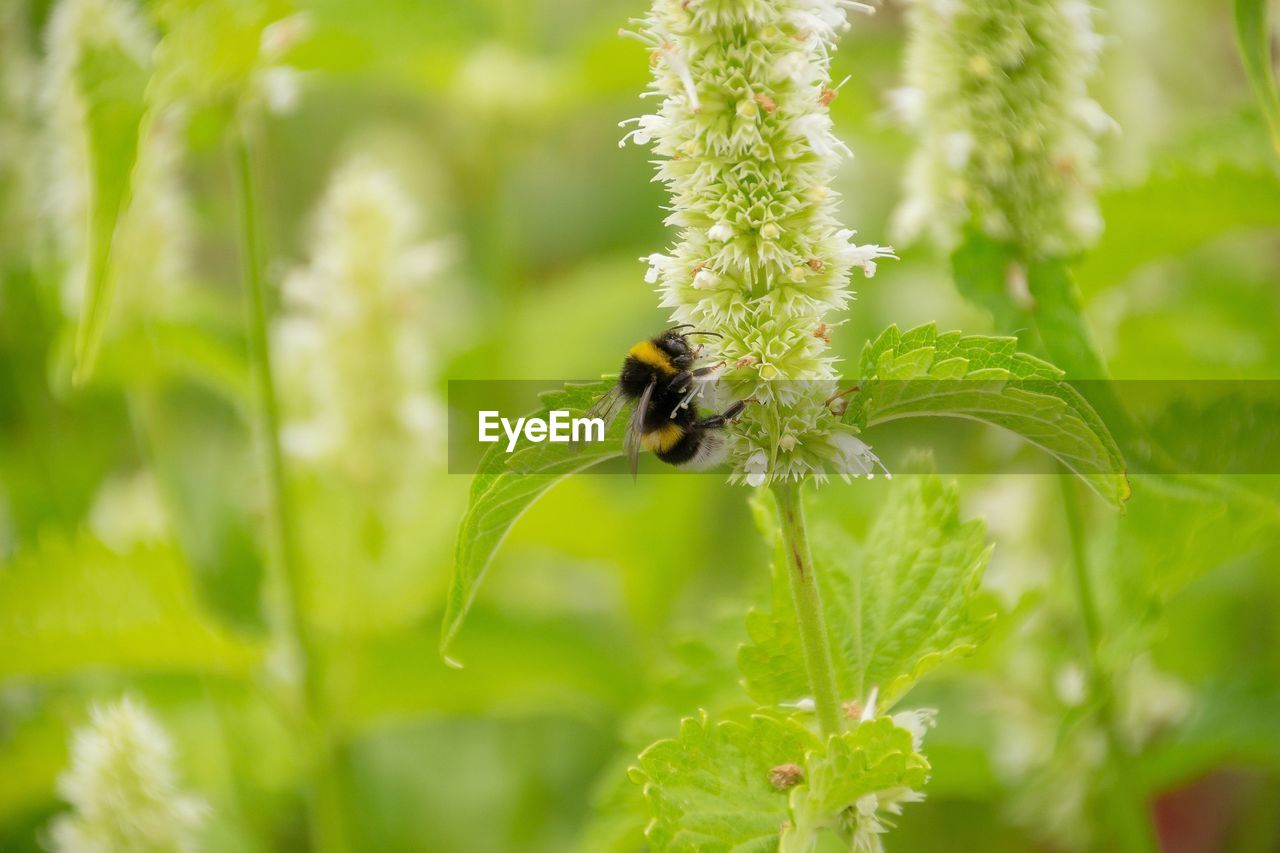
[
  {"left": 1078, "top": 166, "right": 1280, "bottom": 293},
  {"left": 631, "top": 713, "right": 818, "bottom": 852},
  {"left": 741, "top": 474, "right": 994, "bottom": 711},
  {"left": 835, "top": 475, "right": 995, "bottom": 708},
  {"left": 152, "top": 0, "right": 295, "bottom": 110},
  {"left": 842, "top": 323, "right": 1129, "bottom": 507},
  {"left": 334, "top": 612, "right": 643, "bottom": 734},
  {"left": 92, "top": 319, "right": 253, "bottom": 405},
  {"left": 1234, "top": 0, "right": 1280, "bottom": 157},
  {"left": 738, "top": 490, "right": 813, "bottom": 710},
  {"left": 1138, "top": 679, "right": 1280, "bottom": 791},
  {"left": 440, "top": 380, "right": 623, "bottom": 660},
  {"left": 0, "top": 533, "right": 261, "bottom": 680},
  {"left": 71, "top": 44, "right": 151, "bottom": 385},
  {"left": 951, "top": 233, "right": 1107, "bottom": 379},
  {"left": 783, "top": 717, "right": 930, "bottom": 851},
  {"left": 948, "top": 231, "right": 1024, "bottom": 334},
  {"left": 951, "top": 232, "right": 1132, "bottom": 443},
  {"left": 0, "top": 713, "right": 68, "bottom": 825}
]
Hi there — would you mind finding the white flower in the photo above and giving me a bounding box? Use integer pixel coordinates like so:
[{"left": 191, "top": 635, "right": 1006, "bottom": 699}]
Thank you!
[
  {"left": 794, "top": 112, "right": 851, "bottom": 159},
  {"left": 692, "top": 268, "right": 720, "bottom": 289},
  {"left": 828, "top": 431, "right": 890, "bottom": 481},
  {"left": 1115, "top": 654, "right": 1191, "bottom": 749},
  {"left": 642, "top": 253, "right": 671, "bottom": 284},
  {"left": 258, "top": 66, "right": 303, "bottom": 114},
  {"left": 846, "top": 787, "right": 927, "bottom": 853},
  {"left": 836, "top": 234, "right": 898, "bottom": 278},
  {"left": 886, "top": 86, "right": 925, "bottom": 125},
  {"left": 706, "top": 221, "right": 734, "bottom": 242},
  {"left": 743, "top": 449, "right": 771, "bottom": 487},
  {"left": 891, "top": 707, "right": 938, "bottom": 752},
  {"left": 50, "top": 697, "right": 206, "bottom": 853},
  {"left": 247, "top": 14, "right": 313, "bottom": 117}
]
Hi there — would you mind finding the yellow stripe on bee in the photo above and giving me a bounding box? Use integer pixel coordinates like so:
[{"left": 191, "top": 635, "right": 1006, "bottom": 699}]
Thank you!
[
  {"left": 641, "top": 422, "right": 684, "bottom": 453},
  {"left": 628, "top": 340, "right": 677, "bottom": 374}
]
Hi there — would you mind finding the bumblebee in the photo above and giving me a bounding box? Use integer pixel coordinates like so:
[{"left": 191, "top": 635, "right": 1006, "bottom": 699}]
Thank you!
[{"left": 593, "top": 326, "right": 748, "bottom": 476}]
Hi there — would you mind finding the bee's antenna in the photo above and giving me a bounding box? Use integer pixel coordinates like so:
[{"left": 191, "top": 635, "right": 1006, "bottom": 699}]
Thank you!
[
  {"left": 667, "top": 323, "right": 695, "bottom": 332},
  {"left": 683, "top": 330, "right": 723, "bottom": 339}
]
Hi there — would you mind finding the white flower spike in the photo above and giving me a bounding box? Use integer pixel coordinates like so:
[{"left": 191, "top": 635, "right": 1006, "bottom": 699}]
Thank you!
[
  {"left": 50, "top": 697, "right": 206, "bottom": 853},
  {"left": 893, "top": 0, "right": 1111, "bottom": 256},
  {"left": 626, "top": 0, "right": 892, "bottom": 484},
  {"left": 274, "top": 156, "right": 452, "bottom": 492}
]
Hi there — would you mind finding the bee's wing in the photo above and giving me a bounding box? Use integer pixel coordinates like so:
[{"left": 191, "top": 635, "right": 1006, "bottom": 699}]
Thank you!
[
  {"left": 623, "top": 377, "right": 656, "bottom": 480},
  {"left": 586, "top": 382, "right": 625, "bottom": 427}
]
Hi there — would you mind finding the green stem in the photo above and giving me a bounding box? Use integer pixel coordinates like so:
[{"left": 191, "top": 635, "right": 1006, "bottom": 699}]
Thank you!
[
  {"left": 233, "top": 129, "right": 349, "bottom": 853},
  {"left": 233, "top": 131, "right": 313, "bottom": 692},
  {"left": 772, "top": 480, "right": 843, "bottom": 737},
  {"left": 1058, "top": 472, "right": 1157, "bottom": 853}
]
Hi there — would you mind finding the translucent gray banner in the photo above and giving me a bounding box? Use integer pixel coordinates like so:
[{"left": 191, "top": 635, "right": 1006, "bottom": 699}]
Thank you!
[{"left": 446, "top": 380, "right": 1280, "bottom": 476}]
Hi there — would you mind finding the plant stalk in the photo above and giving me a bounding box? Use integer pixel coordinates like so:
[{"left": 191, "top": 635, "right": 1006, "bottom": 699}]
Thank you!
[
  {"left": 772, "top": 480, "right": 843, "bottom": 737},
  {"left": 233, "top": 129, "right": 349, "bottom": 853},
  {"left": 233, "top": 131, "right": 315, "bottom": 696},
  {"left": 1058, "top": 472, "right": 1157, "bottom": 853}
]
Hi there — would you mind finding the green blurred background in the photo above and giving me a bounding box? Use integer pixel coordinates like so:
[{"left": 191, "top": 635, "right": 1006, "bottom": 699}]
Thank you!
[{"left": 2, "top": 0, "right": 1280, "bottom": 850}]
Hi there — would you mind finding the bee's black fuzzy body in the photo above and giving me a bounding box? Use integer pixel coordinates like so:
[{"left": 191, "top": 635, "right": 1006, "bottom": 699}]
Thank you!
[{"left": 605, "top": 329, "right": 747, "bottom": 473}]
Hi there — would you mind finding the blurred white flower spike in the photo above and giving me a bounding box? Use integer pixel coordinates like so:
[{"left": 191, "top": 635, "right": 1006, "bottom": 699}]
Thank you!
[
  {"left": 893, "top": 0, "right": 1113, "bottom": 255},
  {"left": 51, "top": 697, "right": 206, "bottom": 853},
  {"left": 274, "top": 156, "right": 452, "bottom": 493},
  {"left": 623, "top": 0, "right": 893, "bottom": 484}
]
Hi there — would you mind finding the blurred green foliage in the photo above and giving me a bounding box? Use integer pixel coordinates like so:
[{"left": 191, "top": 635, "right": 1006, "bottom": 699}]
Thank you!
[{"left": 1, "top": 0, "right": 1279, "bottom": 850}]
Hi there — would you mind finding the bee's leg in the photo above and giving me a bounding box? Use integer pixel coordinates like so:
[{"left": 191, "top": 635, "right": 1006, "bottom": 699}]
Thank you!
[
  {"left": 666, "top": 362, "right": 726, "bottom": 418},
  {"left": 694, "top": 399, "right": 750, "bottom": 430},
  {"left": 665, "top": 362, "right": 724, "bottom": 395}
]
